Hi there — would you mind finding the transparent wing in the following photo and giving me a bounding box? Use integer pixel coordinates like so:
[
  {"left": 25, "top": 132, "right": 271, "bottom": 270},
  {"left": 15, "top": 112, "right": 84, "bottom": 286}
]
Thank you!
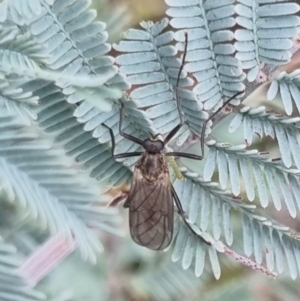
[{"left": 127, "top": 167, "right": 174, "bottom": 250}]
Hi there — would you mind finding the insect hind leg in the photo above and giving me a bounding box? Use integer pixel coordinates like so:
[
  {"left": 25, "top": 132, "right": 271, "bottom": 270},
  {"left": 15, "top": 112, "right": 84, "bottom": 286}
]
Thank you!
[
  {"left": 171, "top": 186, "right": 211, "bottom": 246},
  {"left": 199, "top": 90, "right": 244, "bottom": 158}
]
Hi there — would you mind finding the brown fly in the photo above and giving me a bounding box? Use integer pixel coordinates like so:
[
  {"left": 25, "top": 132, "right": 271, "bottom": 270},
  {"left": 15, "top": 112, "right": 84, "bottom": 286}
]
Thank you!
[{"left": 103, "top": 33, "right": 243, "bottom": 250}]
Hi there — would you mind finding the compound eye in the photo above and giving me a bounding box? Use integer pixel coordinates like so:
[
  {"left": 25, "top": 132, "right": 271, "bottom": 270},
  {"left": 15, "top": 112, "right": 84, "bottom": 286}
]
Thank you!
[
  {"left": 154, "top": 140, "right": 164, "bottom": 151},
  {"left": 143, "top": 139, "right": 164, "bottom": 152},
  {"left": 143, "top": 139, "right": 152, "bottom": 151}
]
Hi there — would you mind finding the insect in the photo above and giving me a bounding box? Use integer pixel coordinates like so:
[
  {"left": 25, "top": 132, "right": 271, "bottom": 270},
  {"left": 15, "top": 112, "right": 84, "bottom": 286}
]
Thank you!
[{"left": 103, "top": 33, "right": 243, "bottom": 250}]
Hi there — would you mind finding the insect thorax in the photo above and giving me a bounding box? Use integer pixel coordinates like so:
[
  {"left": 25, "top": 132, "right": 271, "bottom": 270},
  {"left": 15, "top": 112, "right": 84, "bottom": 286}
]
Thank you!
[{"left": 137, "top": 152, "right": 168, "bottom": 182}]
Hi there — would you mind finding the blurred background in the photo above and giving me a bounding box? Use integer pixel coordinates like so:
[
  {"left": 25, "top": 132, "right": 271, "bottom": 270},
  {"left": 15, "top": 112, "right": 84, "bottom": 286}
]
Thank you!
[{"left": 2, "top": 1, "right": 300, "bottom": 301}]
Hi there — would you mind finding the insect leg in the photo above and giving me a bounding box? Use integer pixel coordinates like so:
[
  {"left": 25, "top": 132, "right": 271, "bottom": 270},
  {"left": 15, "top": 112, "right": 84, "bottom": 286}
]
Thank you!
[
  {"left": 102, "top": 123, "right": 142, "bottom": 158},
  {"left": 118, "top": 101, "right": 144, "bottom": 145},
  {"left": 166, "top": 91, "right": 244, "bottom": 159},
  {"left": 107, "top": 193, "right": 128, "bottom": 207},
  {"left": 164, "top": 32, "right": 189, "bottom": 145},
  {"left": 165, "top": 152, "right": 203, "bottom": 160},
  {"left": 198, "top": 90, "right": 244, "bottom": 158},
  {"left": 172, "top": 185, "right": 211, "bottom": 245}
]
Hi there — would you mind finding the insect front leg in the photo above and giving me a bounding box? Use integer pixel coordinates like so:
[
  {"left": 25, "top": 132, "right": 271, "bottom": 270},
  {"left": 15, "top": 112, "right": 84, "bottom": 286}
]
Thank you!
[
  {"left": 118, "top": 101, "right": 144, "bottom": 146},
  {"left": 163, "top": 33, "right": 189, "bottom": 146},
  {"left": 171, "top": 186, "right": 211, "bottom": 246},
  {"left": 102, "top": 123, "right": 143, "bottom": 159}
]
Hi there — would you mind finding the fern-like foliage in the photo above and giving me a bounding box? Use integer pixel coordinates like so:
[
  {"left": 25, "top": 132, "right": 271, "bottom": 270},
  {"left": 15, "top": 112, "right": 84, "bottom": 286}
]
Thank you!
[
  {"left": 2, "top": 1, "right": 300, "bottom": 299},
  {"left": 0, "top": 6, "right": 157, "bottom": 289},
  {"left": 0, "top": 106, "right": 122, "bottom": 262},
  {"left": 235, "top": 1, "right": 299, "bottom": 82},
  {"left": 166, "top": 0, "right": 245, "bottom": 111},
  {"left": 27, "top": 0, "right": 121, "bottom": 102},
  {"left": 0, "top": 0, "right": 140, "bottom": 192},
  {"left": 114, "top": 18, "right": 211, "bottom": 146},
  {"left": 173, "top": 167, "right": 300, "bottom": 279},
  {"left": 130, "top": 260, "right": 204, "bottom": 301},
  {"left": 109, "top": 0, "right": 300, "bottom": 281},
  {"left": 31, "top": 79, "right": 133, "bottom": 185},
  {"left": 268, "top": 70, "right": 300, "bottom": 116},
  {"left": 229, "top": 106, "right": 300, "bottom": 169},
  {"left": 23, "top": 0, "right": 159, "bottom": 182},
  {"left": 202, "top": 141, "right": 300, "bottom": 217},
  {"left": 0, "top": 0, "right": 55, "bottom": 25},
  {"left": 0, "top": 238, "right": 46, "bottom": 301}
]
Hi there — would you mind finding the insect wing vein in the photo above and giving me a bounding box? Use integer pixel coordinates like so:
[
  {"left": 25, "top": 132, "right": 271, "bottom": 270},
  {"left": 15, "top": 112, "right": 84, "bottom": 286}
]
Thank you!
[{"left": 127, "top": 165, "right": 174, "bottom": 250}]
